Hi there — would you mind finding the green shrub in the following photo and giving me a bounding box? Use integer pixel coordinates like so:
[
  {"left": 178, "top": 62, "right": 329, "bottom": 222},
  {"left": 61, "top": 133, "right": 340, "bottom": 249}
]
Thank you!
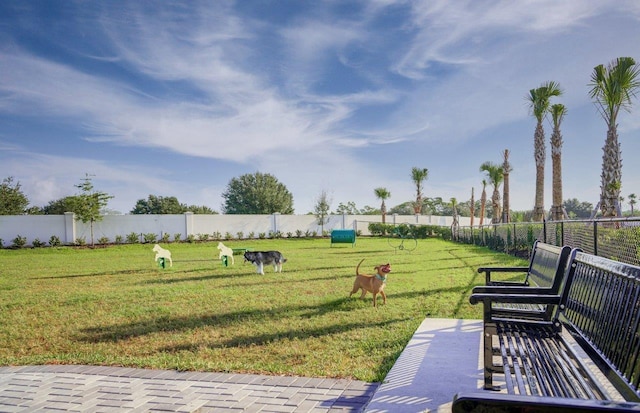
[
  {"left": 410, "top": 225, "right": 430, "bottom": 239},
  {"left": 127, "top": 232, "right": 140, "bottom": 244},
  {"left": 98, "top": 236, "right": 110, "bottom": 245},
  {"left": 248, "top": 232, "right": 255, "bottom": 239},
  {"left": 186, "top": 234, "right": 195, "bottom": 243},
  {"left": 173, "top": 233, "right": 182, "bottom": 242},
  {"left": 12, "top": 235, "right": 27, "bottom": 248},
  {"left": 295, "top": 230, "right": 303, "bottom": 238},
  {"left": 368, "top": 223, "right": 391, "bottom": 236},
  {"left": 32, "top": 238, "right": 45, "bottom": 248},
  {"left": 527, "top": 226, "right": 535, "bottom": 246},
  {"left": 143, "top": 233, "right": 157, "bottom": 243},
  {"left": 75, "top": 237, "right": 86, "bottom": 246},
  {"left": 236, "top": 231, "right": 244, "bottom": 240},
  {"left": 197, "top": 233, "right": 209, "bottom": 241},
  {"left": 398, "top": 224, "right": 412, "bottom": 236},
  {"left": 367, "top": 223, "right": 456, "bottom": 239},
  {"left": 115, "top": 235, "right": 124, "bottom": 244},
  {"left": 161, "top": 233, "right": 170, "bottom": 243},
  {"left": 438, "top": 227, "right": 452, "bottom": 241},
  {"left": 49, "top": 235, "right": 61, "bottom": 247},
  {"left": 258, "top": 232, "right": 266, "bottom": 239}
]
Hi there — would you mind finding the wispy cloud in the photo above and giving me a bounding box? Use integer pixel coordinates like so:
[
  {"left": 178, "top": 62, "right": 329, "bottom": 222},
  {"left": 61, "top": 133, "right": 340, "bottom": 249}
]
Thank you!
[{"left": 393, "top": 1, "right": 610, "bottom": 79}]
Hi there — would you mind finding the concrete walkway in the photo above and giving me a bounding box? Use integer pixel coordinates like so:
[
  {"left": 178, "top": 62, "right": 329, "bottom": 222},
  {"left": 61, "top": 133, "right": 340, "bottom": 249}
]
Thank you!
[
  {"left": 0, "top": 319, "right": 483, "bottom": 412},
  {"left": 364, "top": 318, "right": 483, "bottom": 413}
]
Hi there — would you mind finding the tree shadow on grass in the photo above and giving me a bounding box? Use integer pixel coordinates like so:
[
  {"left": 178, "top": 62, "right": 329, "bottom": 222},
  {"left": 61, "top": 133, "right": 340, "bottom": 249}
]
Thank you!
[
  {"left": 139, "top": 271, "right": 258, "bottom": 284},
  {"left": 139, "top": 269, "right": 354, "bottom": 287},
  {"left": 219, "top": 273, "right": 354, "bottom": 290},
  {"left": 161, "top": 316, "right": 409, "bottom": 353},
  {"left": 75, "top": 297, "right": 403, "bottom": 344},
  {"left": 333, "top": 249, "right": 384, "bottom": 254},
  {"left": 36, "top": 269, "right": 153, "bottom": 279}
]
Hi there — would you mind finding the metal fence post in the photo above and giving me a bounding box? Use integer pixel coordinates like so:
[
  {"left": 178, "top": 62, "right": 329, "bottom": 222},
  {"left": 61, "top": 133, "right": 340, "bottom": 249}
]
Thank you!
[{"left": 593, "top": 220, "right": 598, "bottom": 256}]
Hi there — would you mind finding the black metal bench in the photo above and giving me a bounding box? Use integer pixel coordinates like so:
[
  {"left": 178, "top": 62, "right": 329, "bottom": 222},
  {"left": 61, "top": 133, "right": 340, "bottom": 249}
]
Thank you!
[
  {"left": 453, "top": 250, "right": 640, "bottom": 412},
  {"left": 474, "top": 241, "right": 572, "bottom": 321}
]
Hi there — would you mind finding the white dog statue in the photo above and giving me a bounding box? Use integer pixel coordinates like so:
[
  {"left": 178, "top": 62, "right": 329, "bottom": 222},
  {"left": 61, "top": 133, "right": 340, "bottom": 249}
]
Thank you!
[
  {"left": 217, "top": 242, "right": 235, "bottom": 265},
  {"left": 152, "top": 244, "right": 173, "bottom": 267}
]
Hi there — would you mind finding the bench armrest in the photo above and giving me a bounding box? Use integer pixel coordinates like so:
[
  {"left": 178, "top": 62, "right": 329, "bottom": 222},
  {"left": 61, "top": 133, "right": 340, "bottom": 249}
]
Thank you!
[
  {"left": 485, "top": 280, "right": 530, "bottom": 287},
  {"left": 478, "top": 266, "right": 529, "bottom": 285},
  {"left": 472, "top": 286, "right": 556, "bottom": 295},
  {"left": 477, "top": 266, "right": 529, "bottom": 273},
  {"left": 469, "top": 293, "right": 561, "bottom": 305},
  {"left": 453, "top": 392, "right": 639, "bottom": 412}
]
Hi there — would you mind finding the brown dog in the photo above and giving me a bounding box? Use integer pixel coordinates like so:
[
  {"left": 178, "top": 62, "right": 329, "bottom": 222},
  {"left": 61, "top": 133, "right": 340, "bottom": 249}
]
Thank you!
[{"left": 350, "top": 259, "right": 392, "bottom": 307}]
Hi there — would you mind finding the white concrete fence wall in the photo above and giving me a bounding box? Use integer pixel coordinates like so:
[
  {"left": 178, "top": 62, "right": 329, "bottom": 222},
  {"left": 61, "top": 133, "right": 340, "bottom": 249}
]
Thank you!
[{"left": 0, "top": 213, "right": 475, "bottom": 246}]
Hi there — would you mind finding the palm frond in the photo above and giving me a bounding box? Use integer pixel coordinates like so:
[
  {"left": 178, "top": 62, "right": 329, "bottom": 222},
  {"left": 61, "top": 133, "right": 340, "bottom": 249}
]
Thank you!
[
  {"left": 551, "top": 104, "right": 566, "bottom": 128},
  {"left": 589, "top": 57, "right": 640, "bottom": 124},
  {"left": 527, "top": 81, "right": 563, "bottom": 121}
]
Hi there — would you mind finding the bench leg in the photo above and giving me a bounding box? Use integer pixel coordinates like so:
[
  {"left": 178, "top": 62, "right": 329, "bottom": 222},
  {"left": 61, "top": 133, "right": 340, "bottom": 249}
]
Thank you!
[{"left": 483, "top": 322, "right": 499, "bottom": 390}]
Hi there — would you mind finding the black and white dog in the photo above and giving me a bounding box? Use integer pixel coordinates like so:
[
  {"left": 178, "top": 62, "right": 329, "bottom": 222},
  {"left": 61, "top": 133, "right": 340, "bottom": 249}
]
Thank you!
[{"left": 243, "top": 251, "right": 287, "bottom": 275}]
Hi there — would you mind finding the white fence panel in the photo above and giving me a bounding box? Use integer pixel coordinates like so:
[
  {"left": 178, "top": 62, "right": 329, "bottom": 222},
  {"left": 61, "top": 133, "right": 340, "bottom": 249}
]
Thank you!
[
  {"left": 77, "top": 214, "right": 187, "bottom": 242},
  {"left": 192, "top": 214, "right": 273, "bottom": 237},
  {"left": 0, "top": 214, "right": 69, "bottom": 245},
  {"left": 0, "top": 213, "right": 475, "bottom": 246}
]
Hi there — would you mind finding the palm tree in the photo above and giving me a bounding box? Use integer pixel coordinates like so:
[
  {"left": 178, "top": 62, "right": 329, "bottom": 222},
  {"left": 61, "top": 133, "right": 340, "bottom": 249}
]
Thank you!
[
  {"left": 480, "top": 162, "right": 504, "bottom": 224},
  {"left": 629, "top": 193, "right": 637, "bottom": 216},
  {"left": 410, "top": 167, "right": 429, "bottom": 214},
  {"left": 527, "top": 81, "right": 562, "bottom": 221},
  {"left": 550, "top": 104, "right": 567, "bottom": 221},
  {"left": 374, "top": 187, "right": 391, "bottom": 224},
  {"left": 479, "top": 180, "right": 487, "bottom": 226},
  {"left": 450, "top": 197, "right": 459, "bottom": 230},
  {"left": 501, "top": 150, "right": 512, "bottom": 223},
  {"left": 589, "top": 57, "right": 640, "bottom": 217},
  {"left": 470, "top": 187, "right": 475, "bottom": 227}
]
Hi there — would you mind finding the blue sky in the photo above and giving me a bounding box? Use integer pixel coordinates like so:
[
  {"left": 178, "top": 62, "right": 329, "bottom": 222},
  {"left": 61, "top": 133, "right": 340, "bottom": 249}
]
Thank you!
[{"left": 2, "top": 1, "right": 640, "bottom": 215}]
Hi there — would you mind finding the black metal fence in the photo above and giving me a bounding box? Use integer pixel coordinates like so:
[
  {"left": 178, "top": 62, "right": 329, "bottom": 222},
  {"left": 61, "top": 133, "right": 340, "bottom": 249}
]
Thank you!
[{"left": 452, "top": 217, "right": 640, "bottom": 266}]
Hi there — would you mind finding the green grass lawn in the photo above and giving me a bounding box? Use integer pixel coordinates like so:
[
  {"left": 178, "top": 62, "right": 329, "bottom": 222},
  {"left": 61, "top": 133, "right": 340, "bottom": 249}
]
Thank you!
[{"left": 0, "top": 237, "right": 526, "bottom": 382}]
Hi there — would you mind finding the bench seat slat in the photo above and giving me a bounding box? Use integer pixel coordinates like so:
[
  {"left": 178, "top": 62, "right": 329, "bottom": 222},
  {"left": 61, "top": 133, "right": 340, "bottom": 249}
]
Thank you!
[
  {"left": 498, "top": 331, "right": 517, "bottom": 393},
  {"left": 528, "top": 332, "right": 564, "bottom": 397},
  {"left": 496, "top": 321, "right": 608, "bottom": 400}
]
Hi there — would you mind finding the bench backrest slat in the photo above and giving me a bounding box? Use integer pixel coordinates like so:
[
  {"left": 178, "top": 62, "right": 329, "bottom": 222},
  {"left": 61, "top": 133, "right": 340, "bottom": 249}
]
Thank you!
[
  {"left": 526, "top": 242, "right": 571, "bottom": 289},
  {"left": 560, "top": 251, "right": 640, "bottom": 401}
]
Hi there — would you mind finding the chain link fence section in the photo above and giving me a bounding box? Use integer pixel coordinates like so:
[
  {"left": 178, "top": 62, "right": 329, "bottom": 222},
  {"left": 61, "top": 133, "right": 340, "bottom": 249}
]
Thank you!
[{"left": 452, "top": 217, "right": 640, "bottom": 266}]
